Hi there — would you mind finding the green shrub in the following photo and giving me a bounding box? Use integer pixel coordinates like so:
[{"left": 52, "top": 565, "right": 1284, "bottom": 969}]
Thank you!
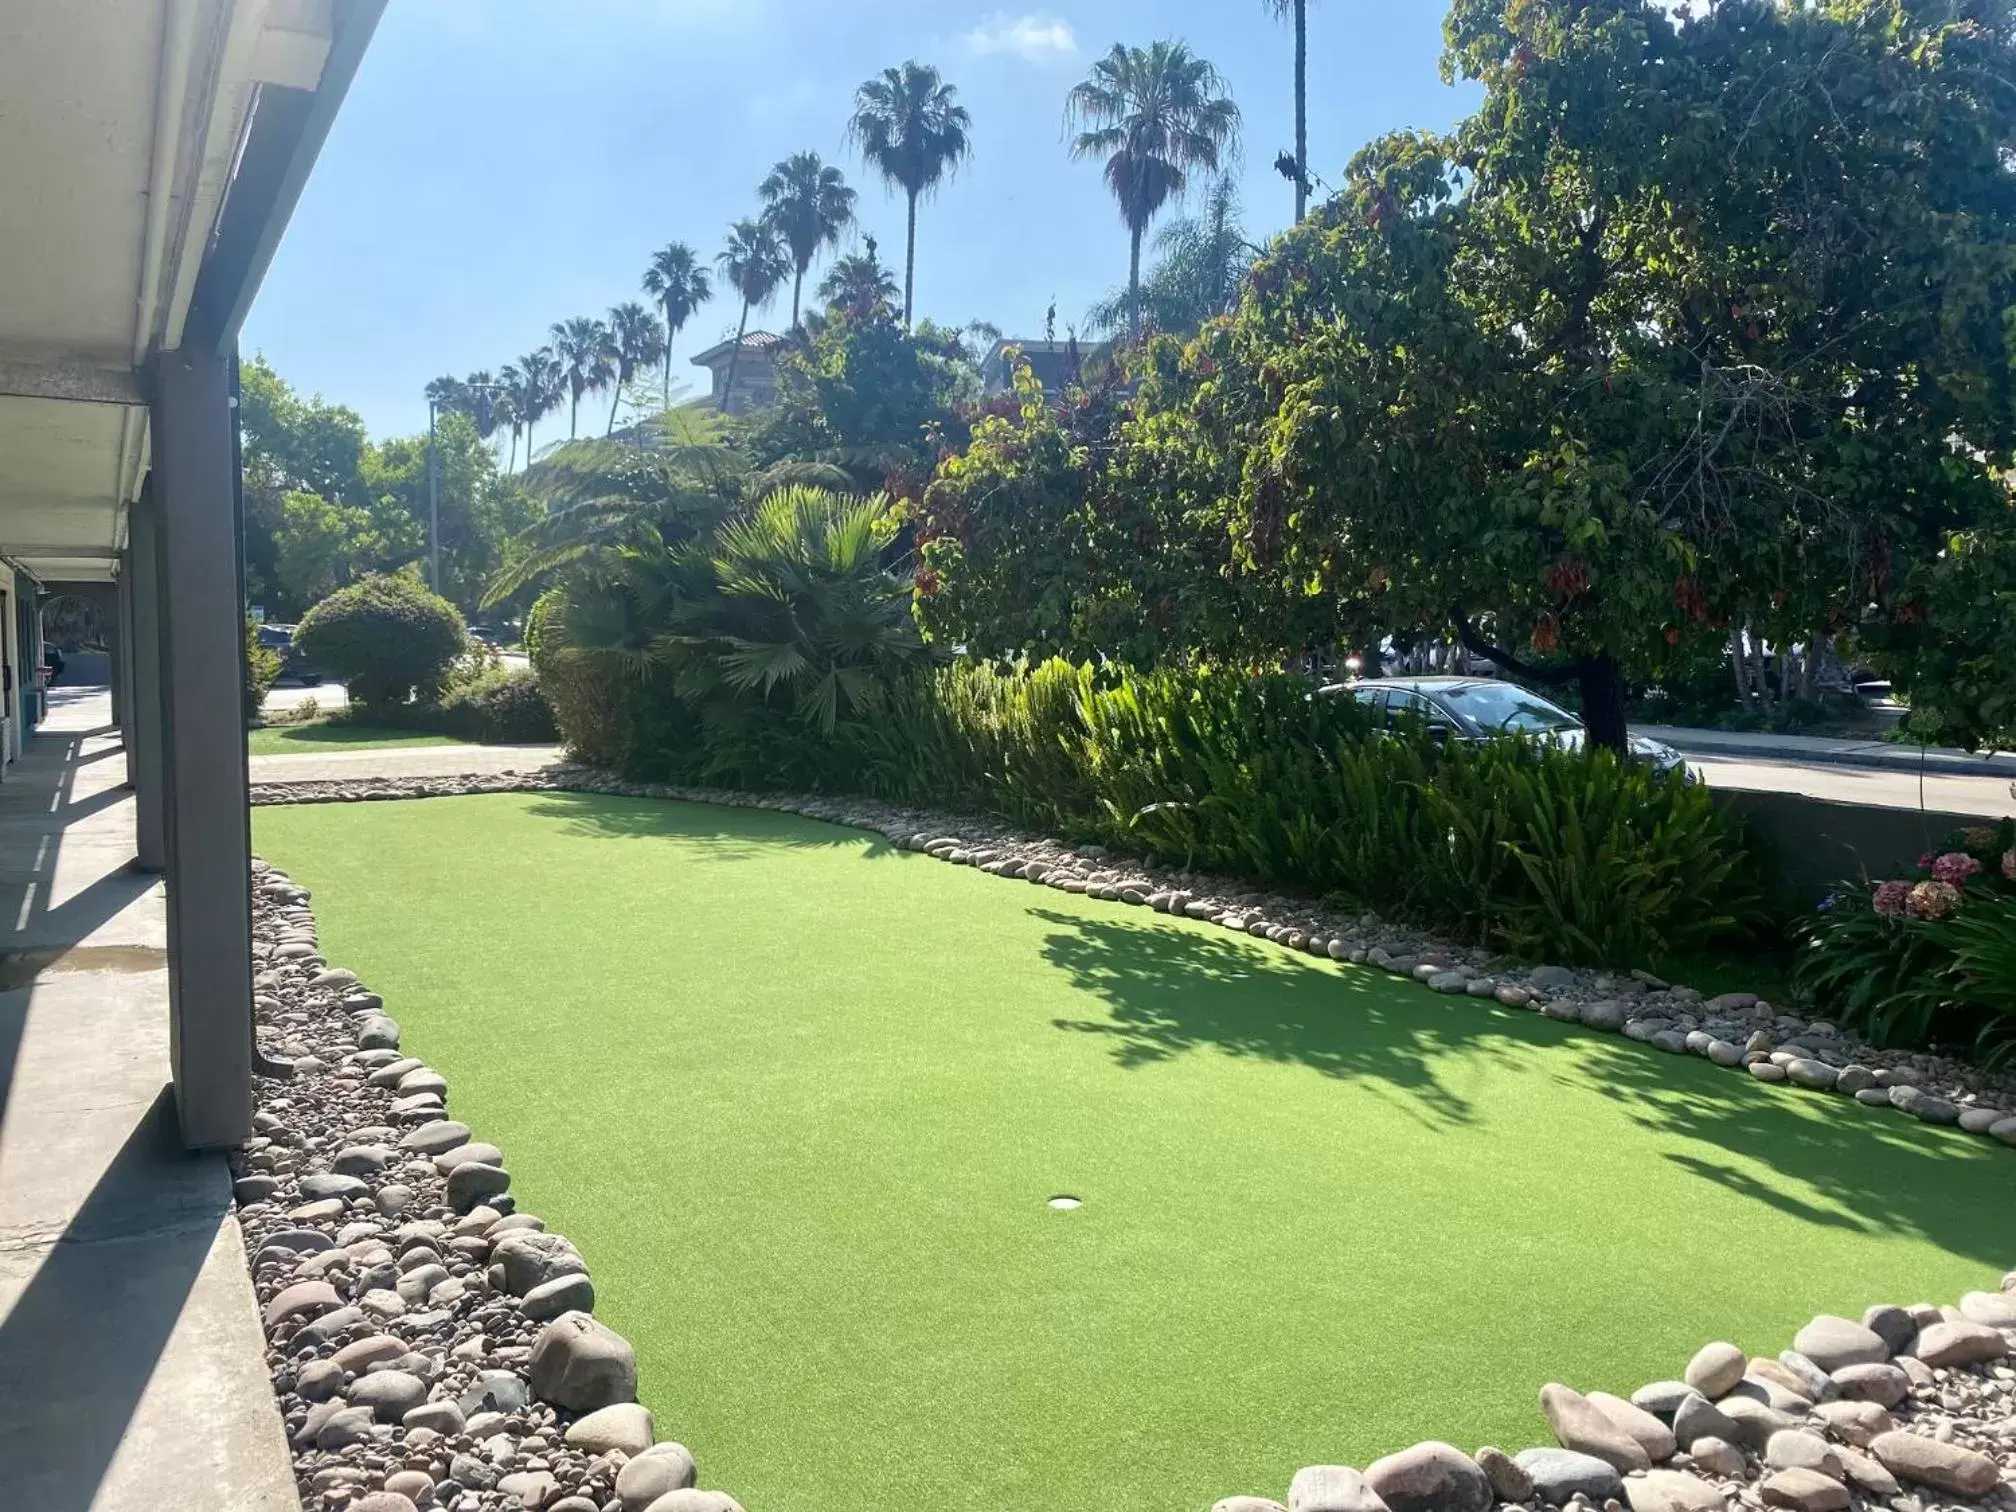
[
  {"left": 1796, "top": 821, "right": 2016, "bottom": 1067},
  {"left": 434, "top": 666, "right": 558, "bottom": 744},
  {"left": 245, "top": 616, "right": 281, "bottom": 723},
  {"left": 296, "top": 574, "right": 466, "bottom": 710}
]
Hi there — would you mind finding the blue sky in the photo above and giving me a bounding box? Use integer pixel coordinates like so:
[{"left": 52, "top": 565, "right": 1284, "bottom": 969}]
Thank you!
[{"left": 244, "top": 1, "right": 1478, "bottom": 441}]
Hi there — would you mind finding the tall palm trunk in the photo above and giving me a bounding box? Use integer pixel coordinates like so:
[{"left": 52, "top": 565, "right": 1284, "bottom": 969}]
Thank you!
[
  {"left": 569, "top": 385, "right": 580, "bottom": 440},
  {"left": 902, "top": 188, "right": 919, "bottom": 327},
  {"left": 791, "top": 266, "right": 805, "bottom": 331},
  {"left": 720, "top": 301, "right": 751, "bottom": 413},
  {"left": 1128, "top": 223, "right": 1145, "bottom": 338},
  {"left": 525, "top": 416, "right": 535, "bottom": 468},
  {"left": 662, "top": 322, "right": 674, "bottom": 410},
  {"left": 506, "top": 428, "right": 518, "bottom": 474},
  {"left": 608, "top": 374, "right": 624, "bottom": 436},
  {"left": 1293, "top": 0, "right": 1308, "bottom": 222}
]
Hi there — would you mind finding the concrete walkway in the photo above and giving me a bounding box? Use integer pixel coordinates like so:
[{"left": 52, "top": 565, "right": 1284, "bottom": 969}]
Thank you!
[
  {"left": 0, "top": 689, "right": 295, "bottom": 1512},
  {"left": 248, "top": 740, "right": 564, "bottom": 784}
]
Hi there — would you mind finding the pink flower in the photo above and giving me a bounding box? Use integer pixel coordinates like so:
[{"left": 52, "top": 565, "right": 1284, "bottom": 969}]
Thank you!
[
  {"left": 1931, "top": 851, "right": 1983, "bottom": 886},
  {"left": 1873, "top": 880, "right": 1913, "bottom": 918},
  {"left": 1917, "top": 851, "right": 1937, "bottom": 872},
  {"left": 1907, "top": 880, "right": 1961, "bottom": 921}
]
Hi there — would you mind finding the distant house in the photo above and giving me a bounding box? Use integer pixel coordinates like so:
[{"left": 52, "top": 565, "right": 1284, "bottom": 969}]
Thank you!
[
  {"left": 690, "top": 331, "right": 784, "bottom": 415},
  {"left": 980, "top": 338, "right": 1114, "bottom": 397}
]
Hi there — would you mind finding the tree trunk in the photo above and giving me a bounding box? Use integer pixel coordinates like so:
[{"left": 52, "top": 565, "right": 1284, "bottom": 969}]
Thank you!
[
  {"left": 506, "top": 429, "right": 517, "bottom": 473},
  {"left": 607, "top": 374, "right": 623, "bottom": 436},
  {"left": 524, "top": 416, "right": 534, "bottom": 468},
  {"left": 1294, "top": 0, "right": 1308, "bottom": 222},
  {"left": 569, "top": 387, "right": 579, "bottom": 440},
  {"left": 791, "top": 266, "right": 804, "bottom": 332},
  {"left": 1129, "top": 224, "right": 1145, "bottom": 338},
  {"left": 1577, "top": 653, "right": 1628, "bottom": 753},
  {"left": 1730, "top": 626, "right": 1752, "bottom": 711},
  {"left": 903, "top": 190, "right": 919, "bottom": 328},
  {"left": 663, "top": 332, "right": 674, "bottom": 411},
  {"left": 720, "top": 302, "right": 750, "bottom": 413},
  {"left": 1802, "top": 632, "right": 1827, "bottom": 702}
]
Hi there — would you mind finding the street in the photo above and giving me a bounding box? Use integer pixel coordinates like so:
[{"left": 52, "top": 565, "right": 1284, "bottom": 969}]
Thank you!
[{"left": 1687, "top": 754, "right": 2012, "bottom": 820}]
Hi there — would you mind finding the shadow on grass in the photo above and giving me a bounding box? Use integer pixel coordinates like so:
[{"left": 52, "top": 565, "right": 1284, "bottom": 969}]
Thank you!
[
  {"left": 1033, "top": 906, "right": 1547, "bottom": 1127},
  {"left": 521, "top": 791, "right": 898, "bottom": 862},
  {"left": 1032, "top": 905, "right": 2016, "bottom": 1264},
  {"left": 1572, "top": 1035, "right": 2016, "bottom": 1266}
]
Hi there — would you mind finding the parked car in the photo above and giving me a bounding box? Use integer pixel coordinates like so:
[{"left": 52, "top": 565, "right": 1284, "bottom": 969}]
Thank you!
[
  {"left": 257, "top": 622, "right": 319, "bottom": 685},
  {"left": 467, "top": 624, "right": 505, "bottom": 650},
  {"left": 1322, "top": 676, "right": 1693, "bottom": 781}
]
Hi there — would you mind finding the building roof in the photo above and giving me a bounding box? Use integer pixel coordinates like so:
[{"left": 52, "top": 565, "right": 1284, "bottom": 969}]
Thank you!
[
  {"left": 0, "top": 0, "right": 385, "bottom": 582},
  {"left": 691, "top": 331, "right": 785, "bottom": 368}
]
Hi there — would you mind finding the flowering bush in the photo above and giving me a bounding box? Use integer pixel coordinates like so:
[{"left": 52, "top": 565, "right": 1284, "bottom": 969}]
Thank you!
[{"left": 1796, "top": 818, "right": 2016, "bottom": 1065}]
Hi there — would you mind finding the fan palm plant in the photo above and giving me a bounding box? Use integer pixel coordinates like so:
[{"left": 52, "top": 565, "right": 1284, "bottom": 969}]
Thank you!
[
  {"left": 603, "top": 302, "right": 668, "bottom": 434},
  {"left": 507, "top": 349, "right": 562, "bottom": 469},
  {"left": 551, "top": 316, "right": 615, "bottom": 440},
  {"left": 816, "top": 245, "right": 902, "bottom": 319},
  {"left": 1067, "top": 41, "right": 1241, "bottom": 338},
  {"left": 1086, "top": 175, "right": 1253, "bottom": 337},
  {"left": 759, "top": 151, "right": 858, "bottom": 330},
  {"left": 847, "top": 61, "right": 972, "bottom": 327},
  {"left": 715, "top": 218, "right": 790, "bottom": 413},
  {"left": 462, "top": 370, "right": 503, "bottom": 439},
  {"left": 676, "top": 485, "right": 926, "bottom": 732},
  {"left": 641, "top": 242, "right": 714, "bottom": 407},
  {"left": 492, "top": 385, "right": 524, "bottom": 472}
]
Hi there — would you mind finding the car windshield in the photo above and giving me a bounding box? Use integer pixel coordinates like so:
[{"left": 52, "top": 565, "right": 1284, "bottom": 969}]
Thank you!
[{"left": 1436, "top": 682, "right": 1580, "bottom": 735}]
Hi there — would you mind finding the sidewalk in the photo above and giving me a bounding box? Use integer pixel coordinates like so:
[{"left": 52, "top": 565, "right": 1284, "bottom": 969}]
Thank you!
[
  {"left": 0, "top": 689, "right": 296, "bottom": 1512},
  {"left": 248, "top": 740, "right": 564, "bottom": 784},
  {"left": 1641, "top": 724, "right": 2013, "bottom": 777}
]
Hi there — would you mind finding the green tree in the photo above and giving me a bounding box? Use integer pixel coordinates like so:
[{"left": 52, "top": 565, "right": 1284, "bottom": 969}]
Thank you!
[
  {"left": 715, "top": 218, "right": 790, "bottom": 411},
  {"left": 641, "top": 242, "right": 714, "bottom": 406},
  {"left": 847, "top": 61, "right": 973, "bottom": 327},
  {"left": 604, "top": 302, "right": 668, "bottom": 434},
  {"left": 361, "top": 411, "right": 537, "bottom": 612},
  {"left": 273, "top": 489, "right": 381, "bottom": 609},
  {"left": 550, "top": 317, "right": 615, "bottom": 439},
  {"left": 1067, "top": 41, "right": 1241, "bottom": 338},
  {"left": 239, "top": 356, "right": 375, "bottom": 617},
  {"left": 1104, "top": 0, "right": 2016, "bottom": 750},
  {"left": 759, "top": 151, "right": 858, "bottom": 330},
  {"left": 296, "top": 573, "right": 467, "bottom": 710}
]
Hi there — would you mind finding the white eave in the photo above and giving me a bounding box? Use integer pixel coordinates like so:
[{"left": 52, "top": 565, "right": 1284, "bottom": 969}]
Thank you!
[{"left": 0, "top": 0, "right": 383, "bottom": 582}]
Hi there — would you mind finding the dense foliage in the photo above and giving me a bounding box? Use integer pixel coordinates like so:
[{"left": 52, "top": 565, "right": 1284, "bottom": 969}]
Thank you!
[
  {"left": 245, "top": 617, "right": 281, "bottom": 723},
  {"left": 295, "top": 574, "right": 468, "bottom": 711},
  {"left": 1797, "top": 823, "right": 2016, "bottom": 1068},
  {"left": 921, "top": 0, "right": 2016, "bottom": 752}
]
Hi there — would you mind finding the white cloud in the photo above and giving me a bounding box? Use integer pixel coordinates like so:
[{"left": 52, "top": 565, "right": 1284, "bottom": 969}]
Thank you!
[{"left": 964, "top": 12, "right": 1079, "bottom": 66}]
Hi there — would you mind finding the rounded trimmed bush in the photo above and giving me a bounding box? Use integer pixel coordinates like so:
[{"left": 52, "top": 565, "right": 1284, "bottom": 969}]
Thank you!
[{"left": 296, "top": 574, "right": 466, "bottom": 710}]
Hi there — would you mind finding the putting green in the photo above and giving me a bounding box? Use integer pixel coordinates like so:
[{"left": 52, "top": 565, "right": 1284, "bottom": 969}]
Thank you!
[{"left": 255, "top": 794, "right": 2016, "bottom": 1512}]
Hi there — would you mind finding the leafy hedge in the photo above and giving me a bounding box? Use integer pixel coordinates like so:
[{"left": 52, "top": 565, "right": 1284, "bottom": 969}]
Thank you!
[
  {"left": 296, "top": 574, "right": 466, "bottom": 710},
  {"left": 532, "top": 644, "right": 1760, "bottom": 965}
]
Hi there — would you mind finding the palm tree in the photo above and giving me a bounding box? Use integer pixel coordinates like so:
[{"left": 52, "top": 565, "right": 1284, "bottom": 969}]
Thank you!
[
  {"left": 641, "top": 243, "right": 714, "bottom": 408},
  {"left": 507, "top": 349, "right": 562, "bottom": 468},
  {"left": 1067, "top": 41, "right": 1241, "bottom": 338},
  {"left": 464, "top": 370, "right": 504, "bottom": 440},
  {"left": 715, "top": 218, "right": 790, "bottom": 413},
  {"left": 1086, "top": 175, "right": 1252, "bottom": 337},
  {"left": 1264, "top": 0, "right": 1310, "bottom": 222},
  {"left": 492, "top": 386, "right": 524, "bottom": 472},
  {"left": 604, "top": 302, "right": 668, "bottom": 435},
  {"left": 551, "top": 317, "right": 615, "bottom": 440},
  {"left": 759, "top": 151, "right": 858, "bottom": 330},
  {"left": 847, "top": 61, "right": 973, "bottom": 327},
  {"left": 817, "top": 241, "right": 901, "bottom": 319}
]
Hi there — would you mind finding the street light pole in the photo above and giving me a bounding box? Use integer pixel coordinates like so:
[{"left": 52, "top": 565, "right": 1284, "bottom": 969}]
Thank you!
[{"left": 426, "top": 397, "right": 441, "bottom": 593}]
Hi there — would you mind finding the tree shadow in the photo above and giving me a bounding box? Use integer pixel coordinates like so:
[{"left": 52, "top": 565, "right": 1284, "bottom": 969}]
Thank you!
[
  {"left": 1570, "top": 1035, "right": 2016, "bottom": 1269},
  {"left": 520, "top": 792, "right": 899, "bottom": 863},
  {"left": 1031, "top": 906, "right": 1555, "bottom": 1128}
]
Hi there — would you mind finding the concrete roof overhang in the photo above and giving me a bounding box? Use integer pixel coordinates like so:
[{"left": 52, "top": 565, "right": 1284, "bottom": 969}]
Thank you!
[{"left": 0, "top": 0, "right": 383, "bottom": 583}]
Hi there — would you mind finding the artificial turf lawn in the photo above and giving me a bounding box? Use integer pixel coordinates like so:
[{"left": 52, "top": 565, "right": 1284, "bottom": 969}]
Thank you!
[
  {"left": 256, "top": 794, "right": 2016, "bottom": 1512},
  {"left": 247, "top": 722, "right": 463, "bottom": 756}
]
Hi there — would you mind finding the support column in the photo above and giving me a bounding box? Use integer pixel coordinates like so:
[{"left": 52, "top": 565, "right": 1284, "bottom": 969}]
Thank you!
[
  {"left": 151, "top": 344, "right": 254, "bottom": 1150},
  {"left": 129, "top": 502, "right": 168, "bottom": 868},
  {"left": 106, "top": 583, "right": 126, "bottom": 735},
  {"left": 116, "top": 559, "right": 138, "bottom": 781}
]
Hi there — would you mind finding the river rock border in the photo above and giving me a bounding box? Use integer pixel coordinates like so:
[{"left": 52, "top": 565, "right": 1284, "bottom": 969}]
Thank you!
[
  {"left": 250, "top": 766, "right": 2016, "bottom": 1149},
  {"left": 242, "top": 771, "right": 2016, "bottom": 1512}
]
